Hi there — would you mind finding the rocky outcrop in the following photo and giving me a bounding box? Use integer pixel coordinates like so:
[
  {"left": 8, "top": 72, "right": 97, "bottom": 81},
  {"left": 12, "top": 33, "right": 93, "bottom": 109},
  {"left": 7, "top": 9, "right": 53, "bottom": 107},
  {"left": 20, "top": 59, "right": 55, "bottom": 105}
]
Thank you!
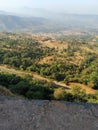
[{"left": 0, "top": 96, "right": 98, "bottom": 130}]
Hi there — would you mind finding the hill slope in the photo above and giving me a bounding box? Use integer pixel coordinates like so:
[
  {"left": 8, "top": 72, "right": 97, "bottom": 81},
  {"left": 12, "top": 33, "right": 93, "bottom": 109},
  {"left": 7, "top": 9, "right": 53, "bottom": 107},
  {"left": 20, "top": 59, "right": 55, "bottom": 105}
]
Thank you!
[
  {"left": 0, "top": 13, "right": 98, "bottom": 33},
  {"left": 0, "top": 14, "right": 47, "bottom": 32}
]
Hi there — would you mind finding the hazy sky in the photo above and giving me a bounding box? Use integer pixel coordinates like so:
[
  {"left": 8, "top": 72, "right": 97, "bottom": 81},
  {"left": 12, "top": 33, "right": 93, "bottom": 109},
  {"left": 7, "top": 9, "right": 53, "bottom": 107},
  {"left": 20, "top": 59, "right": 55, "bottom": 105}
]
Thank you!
[{"left": 0, "top": 0, "right": 98, "bottom": 14}]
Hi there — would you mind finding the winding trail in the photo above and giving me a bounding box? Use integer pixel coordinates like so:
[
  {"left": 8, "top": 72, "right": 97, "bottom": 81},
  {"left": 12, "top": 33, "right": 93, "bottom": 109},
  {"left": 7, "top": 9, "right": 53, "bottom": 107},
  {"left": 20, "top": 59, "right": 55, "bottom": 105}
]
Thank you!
[
  {"left": 0, "top": 65, "right": 69, "bottom": 89},
  {"left": 0, "top": 65, "right": 95, "bottom": 94}
]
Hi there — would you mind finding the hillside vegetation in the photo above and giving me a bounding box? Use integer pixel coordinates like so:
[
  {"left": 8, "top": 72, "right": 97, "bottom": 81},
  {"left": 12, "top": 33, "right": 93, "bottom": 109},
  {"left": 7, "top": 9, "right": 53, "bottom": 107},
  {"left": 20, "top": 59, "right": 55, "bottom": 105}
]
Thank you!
[{"left": 0, "top": 33, "right": 98, "bottom": 103}]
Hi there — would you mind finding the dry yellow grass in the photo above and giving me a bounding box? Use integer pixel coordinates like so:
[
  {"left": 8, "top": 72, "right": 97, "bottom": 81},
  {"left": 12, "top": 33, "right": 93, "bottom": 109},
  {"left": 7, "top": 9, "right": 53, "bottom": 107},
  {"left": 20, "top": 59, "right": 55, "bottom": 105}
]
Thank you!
[
  {"left": 0, "top": 85, "right": 14, "bottom": 96},
  {"left": 41, "top": 40, "right": 67, "bottom": 50},
  {"left": 39, "top": 56, "right": 53, "bottom": 64},
  {"left": 68, "top": 82, "right": 96, "bottom": 94}
]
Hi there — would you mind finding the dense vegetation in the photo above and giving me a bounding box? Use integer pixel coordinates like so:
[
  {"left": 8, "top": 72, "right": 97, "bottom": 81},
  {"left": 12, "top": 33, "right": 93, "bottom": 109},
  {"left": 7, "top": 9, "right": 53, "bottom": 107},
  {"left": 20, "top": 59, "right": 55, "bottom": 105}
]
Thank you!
[
  {"left": 0, "top": 33, "right": 98, "bottom": 103},
  {"left": 0, "top": 72, "right": 53, "bottom": 100},
  {"left": 0, "top": 72, "right": 98, "bottom": 103}
]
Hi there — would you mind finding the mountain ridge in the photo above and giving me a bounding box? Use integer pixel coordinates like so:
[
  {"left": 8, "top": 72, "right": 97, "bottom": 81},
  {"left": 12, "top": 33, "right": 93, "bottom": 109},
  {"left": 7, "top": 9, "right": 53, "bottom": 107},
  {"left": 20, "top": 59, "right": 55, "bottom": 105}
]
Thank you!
[{"left": 0, "top": 12, "right": 98, "bottom": 33}]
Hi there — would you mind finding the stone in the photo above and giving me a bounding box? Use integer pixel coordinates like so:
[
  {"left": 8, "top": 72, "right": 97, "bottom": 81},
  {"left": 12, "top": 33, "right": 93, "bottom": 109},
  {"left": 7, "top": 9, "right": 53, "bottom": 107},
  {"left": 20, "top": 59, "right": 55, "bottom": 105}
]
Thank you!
[{"left": 0, "top": 96, "right": 98, "bottom": 130}]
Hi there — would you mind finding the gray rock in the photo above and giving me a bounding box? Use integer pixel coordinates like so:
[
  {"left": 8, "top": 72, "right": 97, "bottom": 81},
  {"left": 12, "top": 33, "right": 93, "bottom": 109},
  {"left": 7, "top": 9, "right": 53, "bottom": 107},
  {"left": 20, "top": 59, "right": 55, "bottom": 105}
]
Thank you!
[{"left": 0, "top": 96, "right": 98, "bottom": 130}]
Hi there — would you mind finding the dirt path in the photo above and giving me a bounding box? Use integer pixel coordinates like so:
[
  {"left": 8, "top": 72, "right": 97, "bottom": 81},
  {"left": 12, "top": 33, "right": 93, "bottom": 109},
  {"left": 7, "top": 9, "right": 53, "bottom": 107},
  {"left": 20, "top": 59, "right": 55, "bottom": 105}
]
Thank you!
[
  {"left": 0, "top": 65, "right": 96, "bottom": 94},
  {"left": 0, "top": 65, "right": 69, "bottom": 89}
]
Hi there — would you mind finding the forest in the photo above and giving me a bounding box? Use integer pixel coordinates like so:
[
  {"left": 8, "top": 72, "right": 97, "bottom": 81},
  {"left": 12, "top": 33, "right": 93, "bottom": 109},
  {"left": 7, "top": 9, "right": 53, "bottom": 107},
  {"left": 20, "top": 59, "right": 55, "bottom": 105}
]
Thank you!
[{"left": 0, "top": 33, "right": 98, "bottom": 103}]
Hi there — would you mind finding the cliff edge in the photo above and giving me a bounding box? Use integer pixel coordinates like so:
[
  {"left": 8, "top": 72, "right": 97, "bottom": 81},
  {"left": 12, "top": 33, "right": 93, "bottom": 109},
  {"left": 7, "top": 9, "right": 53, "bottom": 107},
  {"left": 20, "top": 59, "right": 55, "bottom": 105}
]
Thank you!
[{"left": 0, "top": 96, "right": 98, "bottom": 130}]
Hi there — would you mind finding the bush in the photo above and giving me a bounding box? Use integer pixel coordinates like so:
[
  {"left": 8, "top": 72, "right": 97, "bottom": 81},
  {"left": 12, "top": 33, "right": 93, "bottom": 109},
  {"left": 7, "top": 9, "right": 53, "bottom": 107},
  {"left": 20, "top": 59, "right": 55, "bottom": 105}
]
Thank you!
[
  {"left": 10, "top": 81, "right": 29, "bottom": 96},
  {"left": 53, "top": 88, "right": 66, "bottom": 100},
  {"left": 71, "top": 86, "right": 87, "bottom": 102}
]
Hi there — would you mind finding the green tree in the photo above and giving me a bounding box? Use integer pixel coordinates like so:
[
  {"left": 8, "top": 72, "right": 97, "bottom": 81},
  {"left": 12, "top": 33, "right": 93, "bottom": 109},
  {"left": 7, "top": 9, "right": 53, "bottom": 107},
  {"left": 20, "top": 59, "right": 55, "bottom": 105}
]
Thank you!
[{"left": 71, "top": 86, "right": 87, "bottom": 102}]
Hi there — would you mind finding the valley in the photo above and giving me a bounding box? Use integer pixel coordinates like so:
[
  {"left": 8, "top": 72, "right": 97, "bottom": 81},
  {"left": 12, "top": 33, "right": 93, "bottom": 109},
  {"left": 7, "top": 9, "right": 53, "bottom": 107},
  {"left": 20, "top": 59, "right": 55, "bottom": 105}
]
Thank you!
[
  {"left": 0, "top": 32, "right": 98, "bottom": 103},
  {"left": 1, "top": 1, "right": 98, "bottom": 130}
]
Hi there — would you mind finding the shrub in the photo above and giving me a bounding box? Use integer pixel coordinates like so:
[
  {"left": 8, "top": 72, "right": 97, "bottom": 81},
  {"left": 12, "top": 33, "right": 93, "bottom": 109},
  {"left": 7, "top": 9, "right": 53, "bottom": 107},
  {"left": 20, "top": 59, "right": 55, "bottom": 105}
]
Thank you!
[
  {"left": 53, "top": 88, "right": 66, "bottom": 100},
  {"left": 71, "top": 86, "right": 87, "bottom": 102}
]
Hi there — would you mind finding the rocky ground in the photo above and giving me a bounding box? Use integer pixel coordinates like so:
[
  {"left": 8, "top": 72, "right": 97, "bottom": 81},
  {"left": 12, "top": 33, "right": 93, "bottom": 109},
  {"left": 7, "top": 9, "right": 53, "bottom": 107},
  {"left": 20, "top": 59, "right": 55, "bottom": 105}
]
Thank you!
[{"left": 0, "top": 96, "right": 98, "bottom": 130}]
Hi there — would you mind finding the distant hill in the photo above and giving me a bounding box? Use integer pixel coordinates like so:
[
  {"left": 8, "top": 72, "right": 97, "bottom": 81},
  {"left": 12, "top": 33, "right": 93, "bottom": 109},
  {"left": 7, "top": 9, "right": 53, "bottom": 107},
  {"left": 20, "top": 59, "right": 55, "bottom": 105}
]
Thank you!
[
  {"left": 0, "top": 14, "right": 47, "bottom": 33},
  {"left": 0, "top": 12, "right": 98, "bottom": 33}
]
